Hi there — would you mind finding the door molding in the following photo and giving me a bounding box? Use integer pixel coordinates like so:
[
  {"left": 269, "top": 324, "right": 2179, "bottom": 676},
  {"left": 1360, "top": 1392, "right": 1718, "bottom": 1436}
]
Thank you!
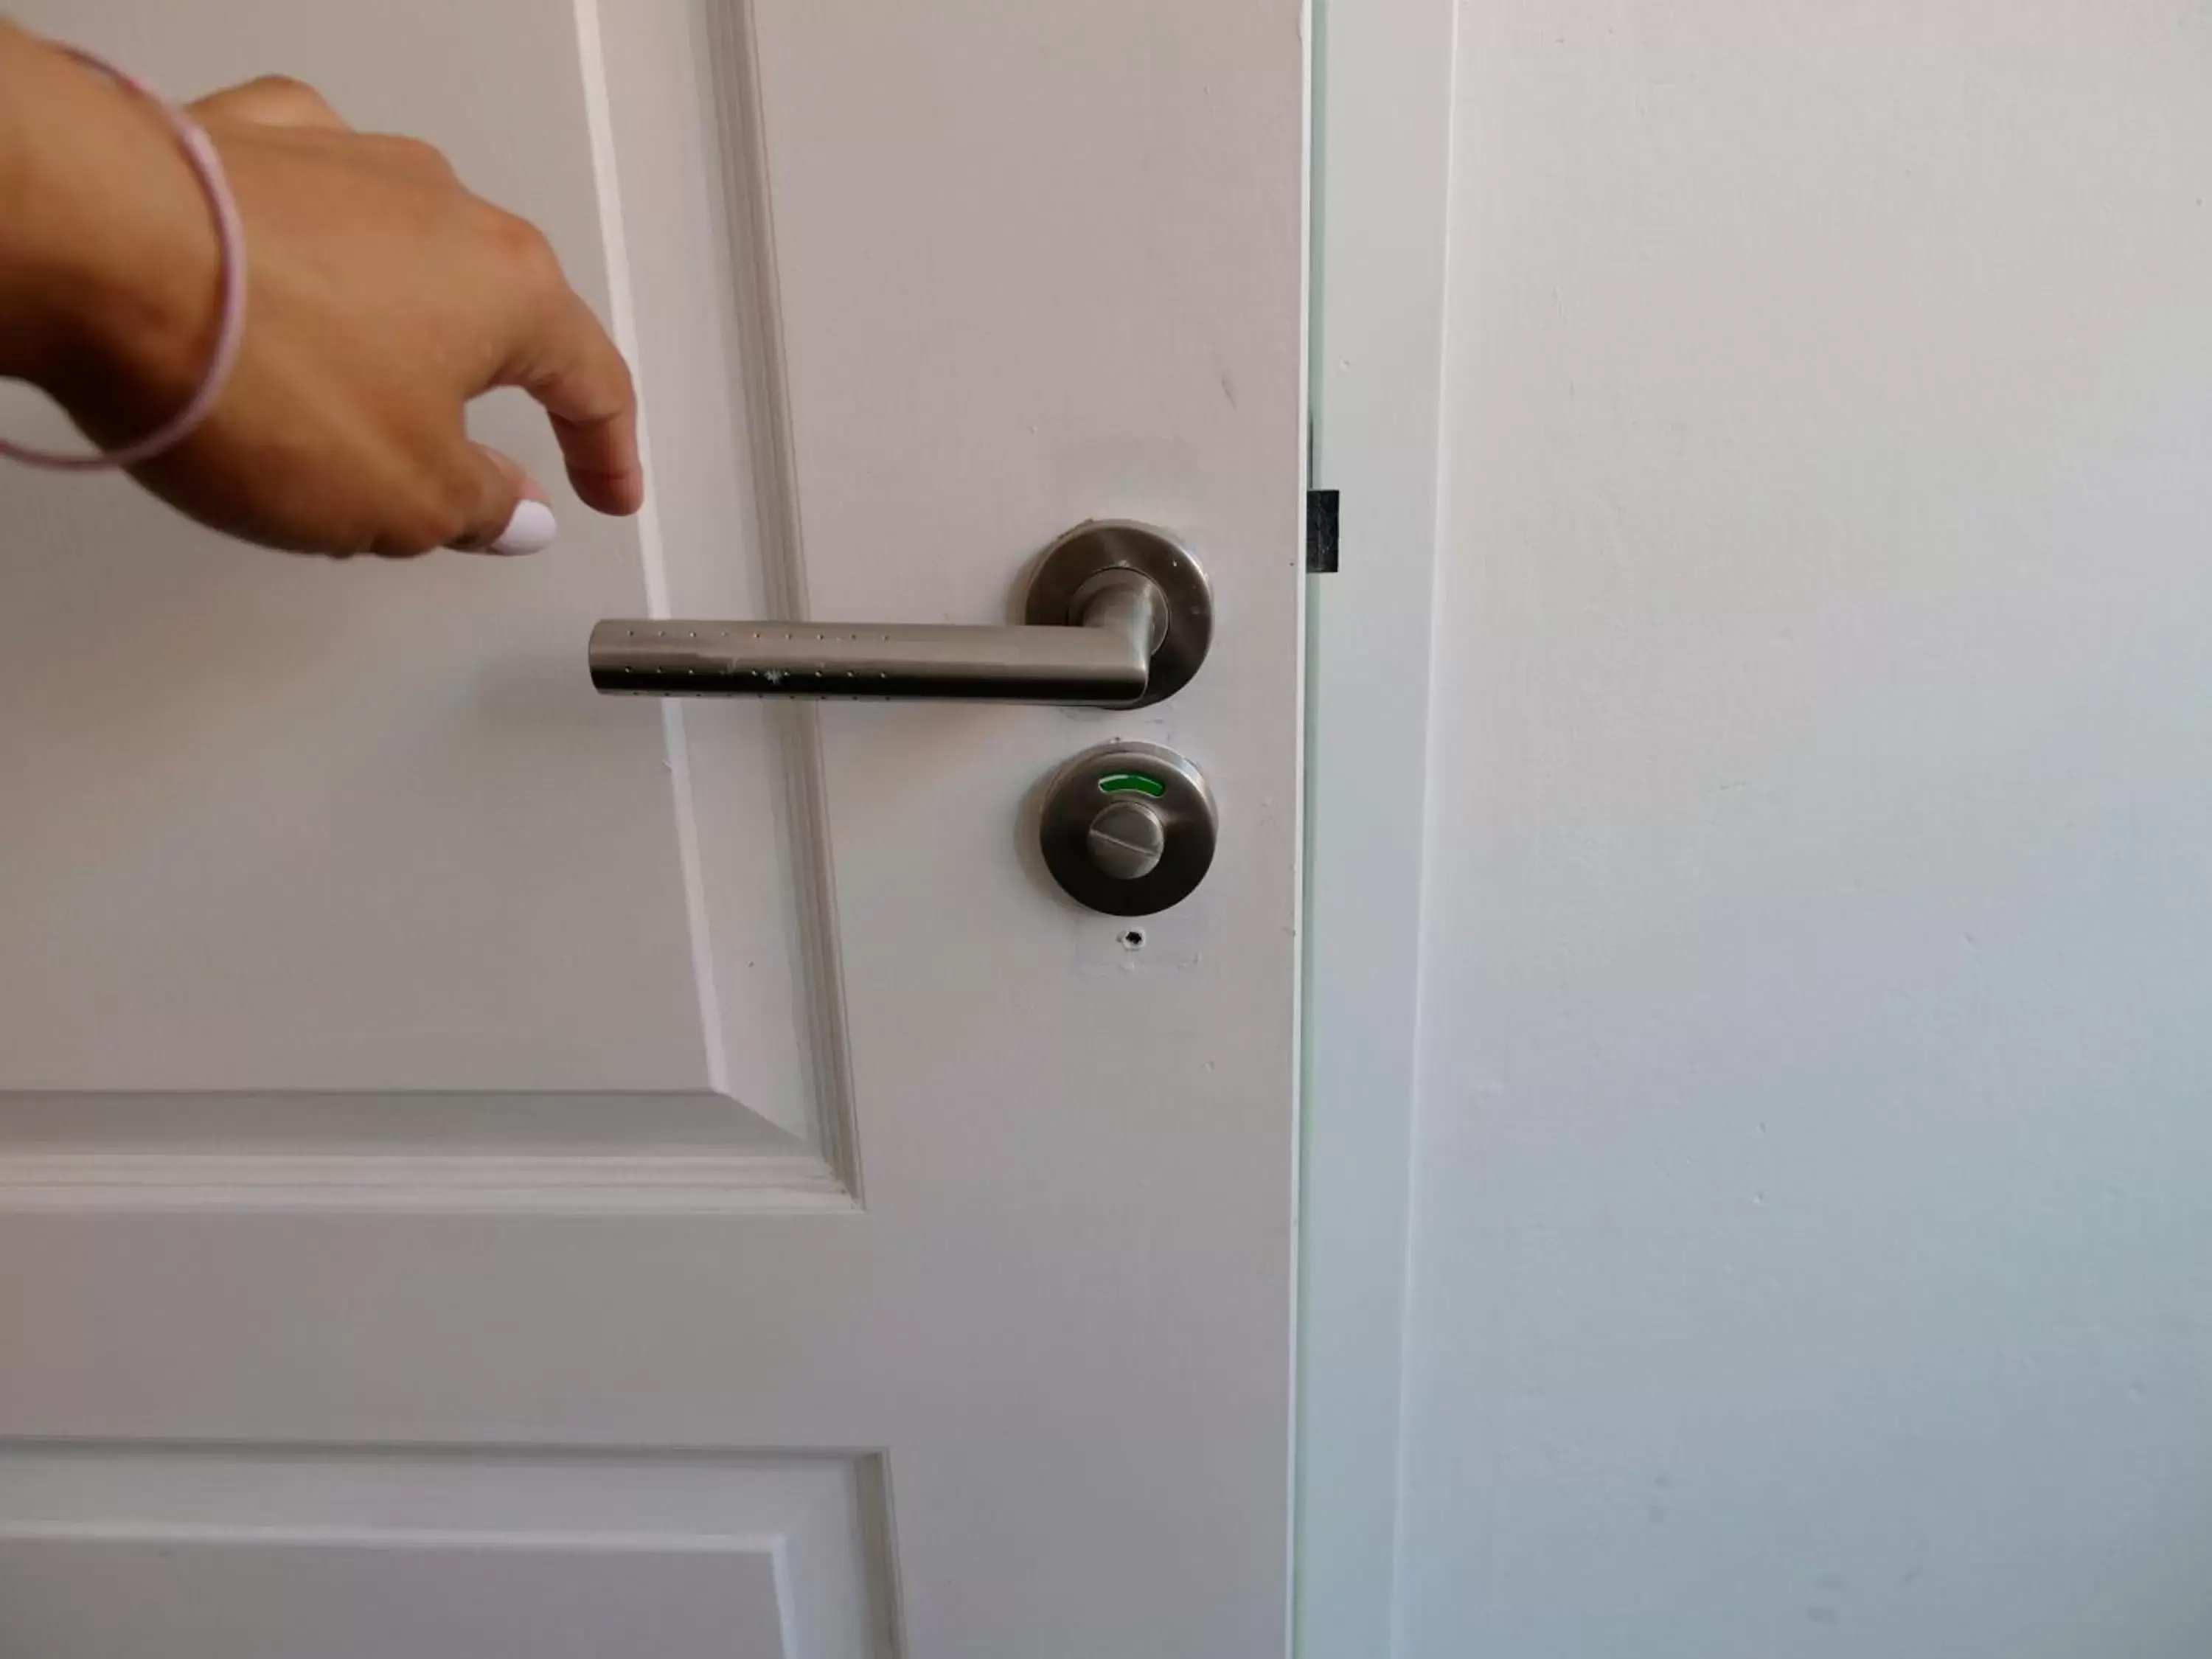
[{"left": 0, "top": 1091, "right": 849, "bottom": 1212}]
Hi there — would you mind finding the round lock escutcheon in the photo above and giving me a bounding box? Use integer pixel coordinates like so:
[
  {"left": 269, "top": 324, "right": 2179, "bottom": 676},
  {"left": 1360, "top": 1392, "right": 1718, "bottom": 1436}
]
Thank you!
[{"left": 1040, "top": 742, "right": 1216, "bottom": 916}]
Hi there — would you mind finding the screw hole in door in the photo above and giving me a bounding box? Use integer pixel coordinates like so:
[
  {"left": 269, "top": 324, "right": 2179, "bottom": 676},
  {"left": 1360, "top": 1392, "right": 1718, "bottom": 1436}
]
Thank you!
[{"left": 1119, "top": 928, "right": 1146, "bottom": 950}]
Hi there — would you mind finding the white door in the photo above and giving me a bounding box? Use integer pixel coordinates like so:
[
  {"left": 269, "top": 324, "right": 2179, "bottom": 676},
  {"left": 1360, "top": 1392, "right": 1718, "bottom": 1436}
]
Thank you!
[{"left": 0, "top": 1, "right": 1306, "bottom": 1654}]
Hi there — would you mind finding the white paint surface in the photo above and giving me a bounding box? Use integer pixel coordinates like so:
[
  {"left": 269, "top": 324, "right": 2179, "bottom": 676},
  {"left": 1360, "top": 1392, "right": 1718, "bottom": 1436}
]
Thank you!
[
  {"left": 0, "top": 1, "right": 1306, "bottom": 1655},
  {"left": 1382, "top": 1, "right": 2212, "bottom": 1653}
]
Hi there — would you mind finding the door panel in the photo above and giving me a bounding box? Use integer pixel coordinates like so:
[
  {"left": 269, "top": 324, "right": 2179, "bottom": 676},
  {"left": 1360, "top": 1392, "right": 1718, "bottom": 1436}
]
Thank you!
[
  {"left": 0, "top": 0, "right": 834, "bottom": 1161},
  {"left": 0, "top": 0, "right": 1304, "bottom": 1652},
  {"left": 0, "top": 1444, "right": 887, "bottom": 1658}
]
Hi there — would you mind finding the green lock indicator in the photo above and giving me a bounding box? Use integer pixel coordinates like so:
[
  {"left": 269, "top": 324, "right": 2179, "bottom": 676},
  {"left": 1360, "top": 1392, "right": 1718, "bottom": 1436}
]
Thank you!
[{"left": 1096, "top": 771, "right": 1166, "bottom": 799}]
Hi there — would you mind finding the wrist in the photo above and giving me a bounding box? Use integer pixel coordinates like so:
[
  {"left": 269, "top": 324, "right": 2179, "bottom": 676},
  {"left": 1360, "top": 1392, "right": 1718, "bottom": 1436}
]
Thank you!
[{"left": 0, "top": 27, "right": 220, "bottom": 410}]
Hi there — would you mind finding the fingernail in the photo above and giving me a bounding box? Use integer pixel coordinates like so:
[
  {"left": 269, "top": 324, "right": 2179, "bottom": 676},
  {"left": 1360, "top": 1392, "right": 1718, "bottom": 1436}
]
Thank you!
[{"left": 487, "top": 499, "right": 557, "bottom": 555}]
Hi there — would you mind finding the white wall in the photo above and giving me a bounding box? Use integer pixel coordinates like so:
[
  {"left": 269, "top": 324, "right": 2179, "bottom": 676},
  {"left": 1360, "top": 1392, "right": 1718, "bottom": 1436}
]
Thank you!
[{"left": 1389, "top": 1, "right": 2212, "bottom": 1655}]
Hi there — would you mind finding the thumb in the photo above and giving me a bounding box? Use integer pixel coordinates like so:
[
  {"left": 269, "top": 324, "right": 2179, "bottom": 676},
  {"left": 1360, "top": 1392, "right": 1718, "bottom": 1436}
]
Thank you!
[
  {"left": 189, "top": 75, "right": 350, "bottom": 131},
  {"left": 446, "top": 443, "right": 557, "bottom": 556}
]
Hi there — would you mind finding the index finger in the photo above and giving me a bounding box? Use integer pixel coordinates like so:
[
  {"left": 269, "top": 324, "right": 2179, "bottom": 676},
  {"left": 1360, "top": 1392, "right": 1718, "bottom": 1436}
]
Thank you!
[{"left": 504, "top": 282, "right": 644, "bottom": 518}]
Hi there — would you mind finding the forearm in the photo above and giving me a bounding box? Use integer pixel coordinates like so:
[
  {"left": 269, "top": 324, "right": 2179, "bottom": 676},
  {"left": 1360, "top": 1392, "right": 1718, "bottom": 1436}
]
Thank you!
[
  {"left": 0, "top": 21, "right": 215, "bottom": 393},
  {"left": 0, "top": 21, "right": 69, "bottom": 381}
]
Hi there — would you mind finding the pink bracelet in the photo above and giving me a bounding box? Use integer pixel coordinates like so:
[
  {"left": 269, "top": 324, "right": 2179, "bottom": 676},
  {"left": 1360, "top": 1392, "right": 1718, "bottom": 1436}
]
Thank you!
[{"left": 0, "top": 46, "right": 246, "bottom": 471}]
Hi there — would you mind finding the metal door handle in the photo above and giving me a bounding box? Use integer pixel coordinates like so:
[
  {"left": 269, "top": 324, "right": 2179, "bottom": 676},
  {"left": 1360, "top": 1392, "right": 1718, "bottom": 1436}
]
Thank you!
[{"left": 590, "top": 521, "right": 1209, "bottom": 709}]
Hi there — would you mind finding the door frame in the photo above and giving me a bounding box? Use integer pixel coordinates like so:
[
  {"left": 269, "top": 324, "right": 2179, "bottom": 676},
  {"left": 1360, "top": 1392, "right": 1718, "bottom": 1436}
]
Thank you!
[{"left": 1296, "top": 0, "right": 1458, "bottom": 1651}]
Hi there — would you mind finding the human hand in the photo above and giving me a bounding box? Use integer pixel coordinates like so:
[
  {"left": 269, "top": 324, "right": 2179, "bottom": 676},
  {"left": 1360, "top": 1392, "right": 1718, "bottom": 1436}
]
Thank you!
[{"left": 0, "top": 34, "right": 641, "bottom": 556}]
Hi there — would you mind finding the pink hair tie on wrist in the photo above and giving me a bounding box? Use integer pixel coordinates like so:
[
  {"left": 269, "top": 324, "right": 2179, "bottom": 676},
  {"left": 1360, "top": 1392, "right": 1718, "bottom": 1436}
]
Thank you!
[{"left": 0, "top": 47, "right": 246, "bottom": 471}]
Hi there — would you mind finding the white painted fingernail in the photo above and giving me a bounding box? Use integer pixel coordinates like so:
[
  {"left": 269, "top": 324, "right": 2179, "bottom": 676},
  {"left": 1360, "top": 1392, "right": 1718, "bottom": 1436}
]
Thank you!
[{"left": 487, "top": 499, "right": 557, "bottom": 555}]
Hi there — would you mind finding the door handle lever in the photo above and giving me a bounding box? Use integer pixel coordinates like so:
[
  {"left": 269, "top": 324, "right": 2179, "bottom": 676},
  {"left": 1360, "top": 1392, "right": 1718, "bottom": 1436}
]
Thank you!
[{"left": 590, "top": 521, "right": 1209, "bottom": 709}]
